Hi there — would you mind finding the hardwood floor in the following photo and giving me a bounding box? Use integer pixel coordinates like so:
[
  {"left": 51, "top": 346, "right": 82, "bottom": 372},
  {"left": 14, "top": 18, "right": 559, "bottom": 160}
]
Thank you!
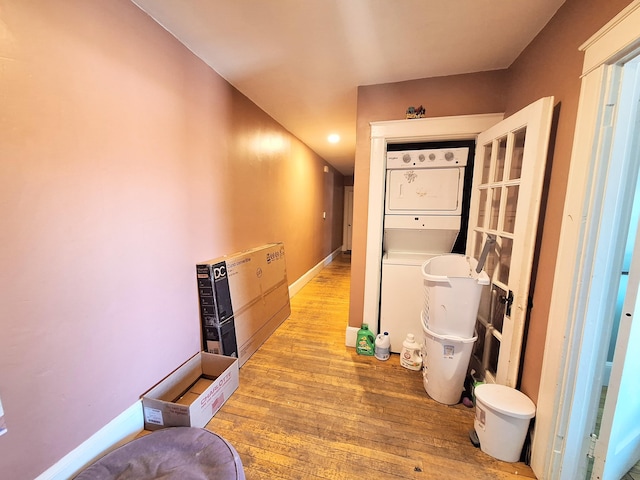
[
  {"left": 595, "top": 386, "right": 640, "bottom": 480},
  {"left": 205, "top": 253, "right": 536, "bottom": 479},
  {"left": 623, "top": 462, "right": 640, "bottom": 480}
]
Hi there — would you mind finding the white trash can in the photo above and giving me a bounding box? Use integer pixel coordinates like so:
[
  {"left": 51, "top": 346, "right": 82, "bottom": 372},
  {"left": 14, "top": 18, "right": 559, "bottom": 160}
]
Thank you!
[
  {"left": 421, "top": 316, "right": 477, "bottom": 405},
  {"left": 473, "top": 384, "right": 536, "bottom": 462},
  {"left": 422, "top": 254, "right": 490, "bottom": 338}
]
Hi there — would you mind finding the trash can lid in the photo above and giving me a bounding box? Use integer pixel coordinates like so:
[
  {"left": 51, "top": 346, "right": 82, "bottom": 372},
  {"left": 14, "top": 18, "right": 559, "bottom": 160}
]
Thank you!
[{"left": 474, "top": 384, "right": 536, "bottom": 419}]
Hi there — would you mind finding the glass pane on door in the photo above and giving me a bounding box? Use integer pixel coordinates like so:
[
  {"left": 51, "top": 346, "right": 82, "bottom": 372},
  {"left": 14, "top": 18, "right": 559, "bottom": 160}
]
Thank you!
[
  {"left": 490, "top": 187, "right": 502, "bottom": 230},
  {"left": 491, "top": 284, "right": 507, "bottom": 333},
  {"left": 498, "top": 237, "right": 513, "bottom": 285},
  {"left": 477, "top": 189, "right": 488, "bottom": 228},
  {"left": 494, "top": 137, "right": 507, "bottom": 182},
  {"left": 509, "top": 128, "right": 527, "bottom": 180},
  {"left": 473, "top": 231, "right": 484, "bottom": 260},
  {"left": 474, "top": 321, "right": 487, "bottom": 360},
  {"left": 477, "top": 245, "right": 498, "bottom": 321},
  {"left": 481, "top": 143, "right": 493, "bottom": 184},
  {"left": 504, "top": 185, "right": 519, "bottom": 233},
  {"left": 488, "top": 333, "right": 501, "bottom": 376}
]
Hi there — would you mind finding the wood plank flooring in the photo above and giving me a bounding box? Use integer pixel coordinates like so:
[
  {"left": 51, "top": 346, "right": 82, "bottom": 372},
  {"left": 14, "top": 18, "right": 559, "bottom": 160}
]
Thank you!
[
  {"left": 595, "top": 386, "right": 640, "bottom": 480},
  {"left": 205, "top": 253, "right": 536, "bottom": 479},
  {"left": 624, "top": 463, "right": 640, "bottom": 480}
]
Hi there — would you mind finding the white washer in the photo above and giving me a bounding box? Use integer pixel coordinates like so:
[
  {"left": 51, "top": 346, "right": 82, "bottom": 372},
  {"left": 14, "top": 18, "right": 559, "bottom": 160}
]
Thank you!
[{"left": 380, "top": 251, "right": 436, "bottom": 353}]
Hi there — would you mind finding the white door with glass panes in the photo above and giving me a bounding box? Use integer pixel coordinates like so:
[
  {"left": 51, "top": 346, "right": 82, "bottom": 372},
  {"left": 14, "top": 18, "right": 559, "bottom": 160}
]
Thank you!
[{"left": 466, "top": 96, "right": 554, "bottom": 387}]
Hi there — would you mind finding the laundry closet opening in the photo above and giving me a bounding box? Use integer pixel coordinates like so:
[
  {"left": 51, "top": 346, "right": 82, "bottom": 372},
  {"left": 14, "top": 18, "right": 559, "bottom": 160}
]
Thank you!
[{"left": 380, "top": 140, "right": 476, "bottom": 353}]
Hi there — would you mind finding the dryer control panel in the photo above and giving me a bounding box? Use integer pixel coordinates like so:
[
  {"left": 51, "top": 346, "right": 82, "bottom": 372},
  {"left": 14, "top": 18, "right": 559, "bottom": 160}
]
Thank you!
[{"left": 386, "top": 147, "right": 469, "bottom": 169}]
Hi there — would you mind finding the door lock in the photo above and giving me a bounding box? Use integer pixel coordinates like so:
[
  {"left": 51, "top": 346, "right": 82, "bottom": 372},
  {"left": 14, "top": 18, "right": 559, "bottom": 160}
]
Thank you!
[{"left": 499, "top": 290, "right": 514, "bottom": 317}]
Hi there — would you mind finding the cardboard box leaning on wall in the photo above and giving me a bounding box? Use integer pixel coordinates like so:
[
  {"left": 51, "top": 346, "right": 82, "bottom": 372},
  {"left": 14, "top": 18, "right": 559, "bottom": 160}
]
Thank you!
[{"left": 196, "top": 243, "right": 291, "bottom": 367}]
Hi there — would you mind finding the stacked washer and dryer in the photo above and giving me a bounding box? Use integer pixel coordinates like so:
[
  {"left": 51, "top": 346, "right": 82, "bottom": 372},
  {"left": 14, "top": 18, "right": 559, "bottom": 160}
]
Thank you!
[{"left": 379, "top": 145, "right": 472, "bottom": 353}]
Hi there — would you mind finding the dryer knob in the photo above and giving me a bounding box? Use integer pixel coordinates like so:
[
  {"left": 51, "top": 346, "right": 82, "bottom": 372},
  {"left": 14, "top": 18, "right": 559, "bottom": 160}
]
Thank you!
[
  {"left": 418, "top": 153, "right": 426, "bottom": 162},
  {"left": 445, "top": 151, "right": 455, "bottom": 161},
  {"left": 402, "top": 153, "right": 411, "bottom": 163},
  {"left": 428, "top": 153, "right": 436, "bottom": 161}
]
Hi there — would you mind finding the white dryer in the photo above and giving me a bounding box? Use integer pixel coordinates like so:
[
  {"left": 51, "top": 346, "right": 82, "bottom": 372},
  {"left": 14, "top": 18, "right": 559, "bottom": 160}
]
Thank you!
[{"left": 385, "top": 147, "right": 468, "bottom": 216}]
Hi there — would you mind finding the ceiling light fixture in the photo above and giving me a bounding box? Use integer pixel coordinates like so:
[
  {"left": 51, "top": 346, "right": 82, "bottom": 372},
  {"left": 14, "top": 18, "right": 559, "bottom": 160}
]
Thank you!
[{"left": 327, "top": 133, "right": 340, "bottom": 144}]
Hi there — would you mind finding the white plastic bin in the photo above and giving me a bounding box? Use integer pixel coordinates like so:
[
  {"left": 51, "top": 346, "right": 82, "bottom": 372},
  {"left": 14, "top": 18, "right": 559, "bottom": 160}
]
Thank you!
[
  {"left": 474, "top": 384, "right": 536, "bottom": 462},
  {"left": 422, "top": 254, "right": 490, "bottom": 338},
  {"left": 421, "top": 316, "right": 477, "bottom": 405}
]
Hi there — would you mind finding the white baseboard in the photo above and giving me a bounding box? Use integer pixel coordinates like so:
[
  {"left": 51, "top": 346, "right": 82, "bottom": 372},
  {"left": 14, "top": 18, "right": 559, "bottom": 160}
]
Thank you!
[
  {"left": 289, "top": 247, "right": 342, "bottom": 298},
  {"left": 345, "top": 326, "right": 359, "bottom": 348},
  {"left": 36, "top": 401, "right": 144, "bottom": 480}
]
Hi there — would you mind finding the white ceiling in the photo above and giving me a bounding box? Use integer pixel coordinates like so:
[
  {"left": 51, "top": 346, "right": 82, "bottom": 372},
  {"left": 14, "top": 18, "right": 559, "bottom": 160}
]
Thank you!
[{"left": 131, "top": 0, "right": 565, "bottom": 176}]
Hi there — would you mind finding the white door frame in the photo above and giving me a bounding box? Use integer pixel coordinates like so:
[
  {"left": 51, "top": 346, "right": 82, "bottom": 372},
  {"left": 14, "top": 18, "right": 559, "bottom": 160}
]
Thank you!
[
  {"left": 591, "top": 55, "right": 640, "bottom": 480},
  {"left": 363, "top": 114, "right": 504, "bottom": 336},
  {"left": 532, "top": 1, "right": 640, "bottom": 478}
]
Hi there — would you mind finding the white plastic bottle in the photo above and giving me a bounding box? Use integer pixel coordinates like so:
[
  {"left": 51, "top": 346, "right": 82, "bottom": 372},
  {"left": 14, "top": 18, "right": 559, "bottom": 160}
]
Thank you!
[
  {"left": 400, "top": 333, "right": 422, "bottom": 371},
  {"left": 375, "top": 332, "right": 391, "bottom": 361}
]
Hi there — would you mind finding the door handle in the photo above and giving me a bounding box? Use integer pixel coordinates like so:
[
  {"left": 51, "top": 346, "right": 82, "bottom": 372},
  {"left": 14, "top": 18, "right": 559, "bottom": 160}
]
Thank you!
[{"left": 499, "top": 290, "right": 514, "bottom": 317}]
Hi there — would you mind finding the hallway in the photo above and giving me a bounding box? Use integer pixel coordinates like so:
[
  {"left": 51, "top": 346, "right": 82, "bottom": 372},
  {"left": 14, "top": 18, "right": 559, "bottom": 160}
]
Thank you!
[{"left": 206, "top": 253, "right": 536, "bottom": 479}]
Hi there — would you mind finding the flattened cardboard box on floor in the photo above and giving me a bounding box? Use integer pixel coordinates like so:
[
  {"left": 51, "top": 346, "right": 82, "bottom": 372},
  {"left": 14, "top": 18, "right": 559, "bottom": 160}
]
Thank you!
[
  {"left": 142, "top": 352, "right": 239, "bottom": 430},
  {"left": 196, "top": 242, "right": 291, "bottom": 367}
]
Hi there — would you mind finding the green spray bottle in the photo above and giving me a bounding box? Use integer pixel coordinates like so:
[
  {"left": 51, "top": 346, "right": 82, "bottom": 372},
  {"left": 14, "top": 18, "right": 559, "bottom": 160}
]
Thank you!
[{"left": 356, "top": 323, "right": 375, "bottom": 356}]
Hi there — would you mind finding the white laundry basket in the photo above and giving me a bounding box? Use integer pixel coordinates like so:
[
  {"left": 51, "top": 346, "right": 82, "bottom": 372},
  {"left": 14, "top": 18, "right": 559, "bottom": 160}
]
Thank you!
[
  {"left": 421, "top": 316, "right": 477, "bottom": 405},
  {"left": 422, "top": 254, "right": 490, "bottom": 338}
]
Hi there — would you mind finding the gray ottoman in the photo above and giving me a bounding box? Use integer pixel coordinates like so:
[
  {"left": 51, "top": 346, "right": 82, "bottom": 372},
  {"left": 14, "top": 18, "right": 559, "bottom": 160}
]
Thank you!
[{"left": 74, "top": 427, "right": 245, "bottom": 479}]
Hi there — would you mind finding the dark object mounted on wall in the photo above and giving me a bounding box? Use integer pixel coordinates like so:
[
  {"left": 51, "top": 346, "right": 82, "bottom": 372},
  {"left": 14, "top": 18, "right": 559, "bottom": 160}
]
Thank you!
[{"left": 406, "top": 105, "right": 426, "bottom": 119}]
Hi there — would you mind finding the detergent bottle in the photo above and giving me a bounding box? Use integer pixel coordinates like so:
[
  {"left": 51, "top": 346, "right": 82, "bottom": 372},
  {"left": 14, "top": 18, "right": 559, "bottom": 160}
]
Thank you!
[
  {"left": 356, "top": 323, "right": 375, "bottom": 356},
  {"left": 400, "top": 333, "right": 422, "bottom": 370},
  {"left": 375, "top": 332, "right": 391, "bottom": 361}
]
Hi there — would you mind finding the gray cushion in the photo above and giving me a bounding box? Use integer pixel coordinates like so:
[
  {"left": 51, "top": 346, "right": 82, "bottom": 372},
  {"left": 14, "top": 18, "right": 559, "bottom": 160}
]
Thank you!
[{"left": 74, "top": 427, "right": 245, "bottom": 480}]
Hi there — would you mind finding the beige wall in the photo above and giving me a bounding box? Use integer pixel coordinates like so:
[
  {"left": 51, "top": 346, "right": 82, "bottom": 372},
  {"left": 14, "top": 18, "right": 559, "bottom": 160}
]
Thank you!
[
  {"left": 0, "top": 1, "right": 343, "bottom": 478},
  {"left": 350, "top": 0, "right": 635, "bottom": 403}
]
